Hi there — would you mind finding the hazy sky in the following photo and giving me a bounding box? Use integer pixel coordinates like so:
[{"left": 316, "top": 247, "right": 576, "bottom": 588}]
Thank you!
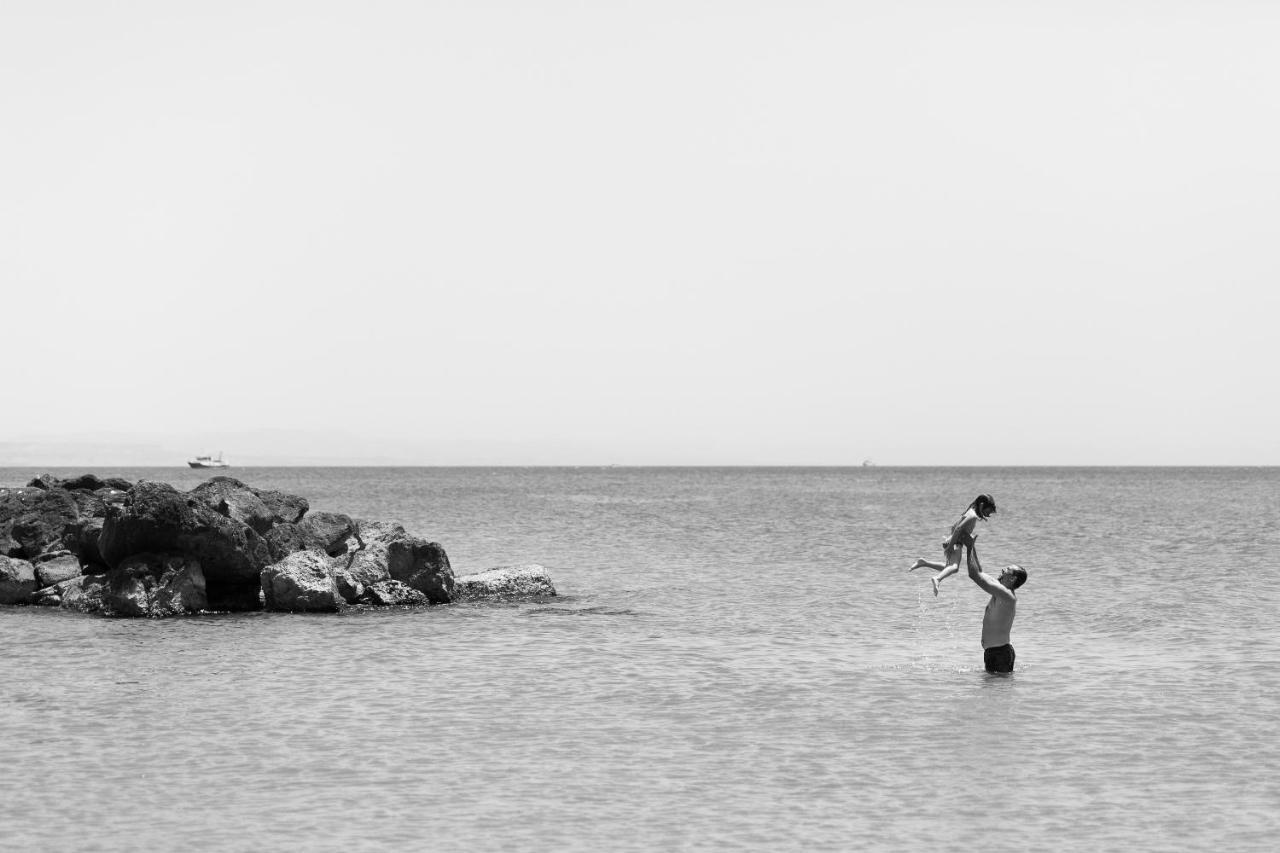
[{"left": 4, "top": 1, "right": 1278, "bottom": 465}]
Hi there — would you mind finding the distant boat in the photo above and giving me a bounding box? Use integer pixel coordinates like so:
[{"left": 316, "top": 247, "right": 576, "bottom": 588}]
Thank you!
[
  {"left": 188, "top": 452, "right": 229, "bottom": 469},
  {"left": 862, "top": 459, "right": 875, "bottom": 467}
]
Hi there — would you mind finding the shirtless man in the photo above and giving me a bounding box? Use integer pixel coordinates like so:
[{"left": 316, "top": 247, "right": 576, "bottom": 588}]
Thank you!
[{"left": 963, "top": 534, "right": 1027, "bottom": 673}]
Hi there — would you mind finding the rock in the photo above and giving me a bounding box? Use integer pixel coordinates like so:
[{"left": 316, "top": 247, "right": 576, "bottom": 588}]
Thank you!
[
  {"left": 98, "top": 480, "right": 271, "bottom": 593},
  {"left": 25, "top": 473, "right": 64, "bottom": 490},
  {"left": 299, "top": 512, "right": 357, "bottom": 555},
  {"left": 0, "top": 487, "right": 80, "bottom": 559},
  {"left": 105, "top": 553, "right": 207, "bottom": 617},
  {"left": 261, "top": 551, "right": 341, "bottom": 612},
  {"left": 189, "top": 477, "right": 274, "bottom": 534},
  {"left": 97, "top": 481, "right": 199, "bottom": 564},
  {"left": 329, "top": 520, "right": 408, "bottom": 603},
  {"left": 34, "top": 553, "right": 82, "bottom": 588},
  {"left": 61, "top": 489, "right": 121, "bottom": 565},
  {"left": 333, "top": 572, "right": 364, "bottom": 603},
  {"left": 346, "top": 519, "right": 406, "bottom": 553},
  {"left": 32, "top": 585, "right": 63, "bottom": 607},
  {"left": 263, "top": 524, "right": 307, "bottom": 562},
  {"left": 60, "top": 474, "right": 108, "bottom": 492},
  {"left": 0, "top": 555, "right": 38, "bottom": 604},
  {"left": 387, "top": 537, "right": 454, "bottom": 603},
  {"left": 58, "top": 574, "right": 109, "bottom": 614},
  {"left": 453, "top": 564, "right": 557, "bottom": 601},
  {"left": 65, "top": 488, "right": 107, "bottom": 519},
  {"left": 360, "top": 579, "right": 429, "bottom": 607},
  {"left": 69, "top": 516, "right": 106, "bottom": 565},
  {"left": 264, "top": 512, "right": 356, "bottom": 561},
  {"left": 252, "top": 488, "right": 309, "bottom": 525}
]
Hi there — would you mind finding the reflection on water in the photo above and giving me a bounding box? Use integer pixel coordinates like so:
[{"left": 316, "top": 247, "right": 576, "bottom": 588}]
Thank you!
[{"left": 2, "top": 467, "right": 1279, "bottom": 851}]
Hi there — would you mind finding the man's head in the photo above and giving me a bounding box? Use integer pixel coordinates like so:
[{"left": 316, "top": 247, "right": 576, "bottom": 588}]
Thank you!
[{"left": 1000, "top": 564, "right": 1027, "bottom": 590}]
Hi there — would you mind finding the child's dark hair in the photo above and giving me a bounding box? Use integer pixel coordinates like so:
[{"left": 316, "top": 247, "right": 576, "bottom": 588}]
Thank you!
[{"left": 968, "top": 494, "right": 996, "bottom": 519}]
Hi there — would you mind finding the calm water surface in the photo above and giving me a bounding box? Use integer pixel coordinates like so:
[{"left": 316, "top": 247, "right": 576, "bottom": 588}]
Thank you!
[{"left": 2, "top": 467, "right": 1278, "bottom": 851}]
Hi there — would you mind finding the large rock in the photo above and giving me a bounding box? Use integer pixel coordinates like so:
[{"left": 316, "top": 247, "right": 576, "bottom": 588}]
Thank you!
[
  {"left": 387, "top": 537, "right": 454, "bottom": 604},
  {"left": 0, "top": 487, "right": 80, "bottom": 559},
  {"left": 189, "top": 477, "right": 275, "bottom": 534},
  {"left": 330, "top": 520, "right": 408, "bottom": 603},
  {"left": 34, "top": 553, "right": 82, "bottom": 588},
  {"left": 98, "top": 480, "right": 271, "bottom": 588},
  {"left": 104, "top": 553, "right": 207, "bottom": 617},
  {"left": 260, "top": 551, "right": 341, "bottom": 612},
  {"left": 27, "top": 474, "right": 132, "bottom": 493},
  {"left": 68, "top": 516, "right": 106, "bottom": 565},
  {"left": 453, "top": 564, "right": 557, "bottom": 601},
  {"left": 0, "top": 555, "right": 38, "bottom": 604},
  {"left": 264, "top": 512, "right": 356, "bottom": 562},
  {"left": 25, "top": 473, "right": 65, "bottom": 490},
  {"left": 252, "top": 488, "right": 308, "bottom": 525},
  {"left": 97, "top": 481, "right": 199, "bottom": 564},
  {"left": 59, "top": 488, "right": 127, "bottom": 566}
]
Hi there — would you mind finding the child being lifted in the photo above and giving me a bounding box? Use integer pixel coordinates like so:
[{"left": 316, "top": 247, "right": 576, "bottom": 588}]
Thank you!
[{"left": 908, "top": 494, "right": 997, "bottom": 596}]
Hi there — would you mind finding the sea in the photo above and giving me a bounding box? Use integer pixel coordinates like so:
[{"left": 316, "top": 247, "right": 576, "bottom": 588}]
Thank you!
[{"left": 1, "top": 466, "right": 1277, "bottom": 852}]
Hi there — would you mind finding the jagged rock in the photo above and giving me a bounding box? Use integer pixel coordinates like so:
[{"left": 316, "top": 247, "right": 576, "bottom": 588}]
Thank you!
[
  {"left": 453, "top": 564, "right": 557, "bottom": 601},
  {"left": 329, "top": 520, "right": 408, "bottom": 603},
  {"left": 59, "top": 489, "right": 121, "bottom": 565},
  {"left": 25, "top": 473, "right": 64, "bottom": 490},
  {"left": 97, "top": 481, "right": 198, "bottom": 564},
  {"left": 334, "top": 571, "right": 364, "bottom": 603},
  {"left": 62, "top": 474, "right": 106, "bottom": 491},
  {"left": 98, "top": 481, "right": 271, "bottom": 589},
  {"left": 64, "top": 488, "right": 106, "bottom": 519},
  {"left": 34, "top": 553, "right": 82, "bottom": 588},
  {"left": 252, "top": 488, "right": 309, "bottom": 525},
  {"left": 387, "top": 537, "right": 454, "bottom": 603},
  {"left": 58, "top": 574, "right": 109, "bottom": 614},
  {"left": 32, "top": 584, "right": 63, "bottom": 607},
  {"left": 264, "top": 512, "right": 356, "bottom": 561},
  {"left": 263, "top": 524, "right": 306, "bottom": 562},
  {"left": 261, "top": 551, "right": 341, "bottom": 612},
  {"left": 360, "top": 579, "right": 429, "bottom": 607},
  {"left": 0, "top": 487, "right": 79, "bottom": 559},
  {"left": 105, "top": 553, "right": 207, "bottom": 617},
  {"left": 300, "top": 512, "right": 357, "bottom": 555},
  {"left": 0, "top": 555, "right": 38, "bottom": 604},
  {"left": 189, "top": 477, "right": 274, "bottom": 534},
  {"left": 69, "top": 516, "right": 106, "bottom": 565},
  {"left": 347, "top": 519, "right": 406, "bottom": 552}
]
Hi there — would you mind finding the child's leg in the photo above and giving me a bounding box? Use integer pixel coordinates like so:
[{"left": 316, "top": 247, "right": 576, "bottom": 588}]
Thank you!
[
  {"left": 930, "top": 558, "right": 961, "bottom": 596},
  {"left": 908, "top": 557, "right": 946, "bottom": 572}
]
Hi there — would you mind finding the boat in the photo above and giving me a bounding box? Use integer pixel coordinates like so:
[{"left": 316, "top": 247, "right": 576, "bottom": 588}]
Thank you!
[
  {"left": 188, "top": 452, "right": 229, "bottom": 469},
  {"left": 862, "top": 459, "right": 875, "bottom": 467}
]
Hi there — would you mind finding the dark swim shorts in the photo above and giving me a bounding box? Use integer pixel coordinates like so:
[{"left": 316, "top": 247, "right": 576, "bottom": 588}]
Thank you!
[{"left": 984, "top": 644, "right": 1016, "bottom": 673}]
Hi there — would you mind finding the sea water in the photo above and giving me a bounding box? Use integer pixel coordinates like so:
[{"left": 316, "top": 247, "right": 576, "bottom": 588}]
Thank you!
[{"left": 2, "top": 467, "right": 1277, "bottom": 852}]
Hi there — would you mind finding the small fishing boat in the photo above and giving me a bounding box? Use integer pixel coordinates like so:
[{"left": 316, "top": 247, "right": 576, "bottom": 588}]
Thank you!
[{"left": 188, "top": 452, "right": 229, "bottom": 469}]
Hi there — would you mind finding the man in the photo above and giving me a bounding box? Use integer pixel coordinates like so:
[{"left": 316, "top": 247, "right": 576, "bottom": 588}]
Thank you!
[{"left": 963, "top": 534, "right": 1027, "bottom": 673}]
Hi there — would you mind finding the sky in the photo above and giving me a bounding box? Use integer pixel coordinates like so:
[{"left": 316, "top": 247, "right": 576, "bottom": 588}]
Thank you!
[{"left": 3, "top": 1, "right": 1278, "bottom": 465}]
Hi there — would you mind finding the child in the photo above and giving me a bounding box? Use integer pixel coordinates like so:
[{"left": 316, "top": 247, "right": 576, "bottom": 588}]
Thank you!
[{"left": 908, "top": 494, "right": 997, "bottom": 596}]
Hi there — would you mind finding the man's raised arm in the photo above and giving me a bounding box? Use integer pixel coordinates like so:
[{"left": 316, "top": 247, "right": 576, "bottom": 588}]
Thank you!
[{"left": 966, "top": 536, "right": 1013, "bottom": 599}]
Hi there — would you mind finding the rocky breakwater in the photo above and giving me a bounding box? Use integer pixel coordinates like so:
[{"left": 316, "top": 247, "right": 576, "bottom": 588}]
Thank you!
[{"left": 0, "top": 474, "right": 556, "bottom": 617}]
